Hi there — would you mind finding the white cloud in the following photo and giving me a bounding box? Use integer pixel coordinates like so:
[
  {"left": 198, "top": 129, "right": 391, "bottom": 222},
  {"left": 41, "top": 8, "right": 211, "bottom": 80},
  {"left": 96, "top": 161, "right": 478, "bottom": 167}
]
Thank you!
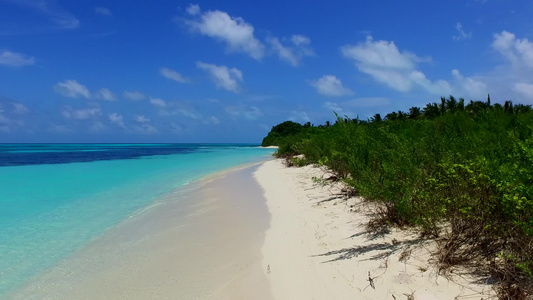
[
  {"left": 225, "top": 104, "right": 262, "bottom": 120},
  {"left": 108, "top": 113, "right": 125, "bottom": 128},
  {"left": 309, "top": 75, "right": 354, "bottom": 97},
  {"left": 186, "top": 4, "right": 200, "bottom": 15},
  {"left": 0, "top": 50, "right": 35, "bottom": 66},
  {"left": 197, "top": 61, "right": 243, "bottom": 93},
  {"left": 451, "top": 69, "right": 488, "bottom": 99},
  {"left": 133, "top": 114, "right": 157, "bottom": 134},
  {"left": 409, "top": 70, "right": 452, "bottom": 95},
  {"left": 453, "top": 22, "right": 472, "bottom": 41},
  {"left": 135, "top": 115, "right": 150, "bottom": 124},
  {"left": 61, "top": 106, "right": 101, "bottom": 120},
  {"left": 185, "top": 8, "right": 264, "bottom": 60},
  {"left": 492, "top": 31, "right": 533, "bottom": 68},
  {"left": 341, "top": 36, "right": 450, "bottom": 95},
  {"left": 268, "top": 37, "right": 300, "bottom": 66},
  {"left": 159, "top": 67, "right": 190, "bottom": 83},
  {"left": 150, "top": 97, "right": 167, "bottom": 108},
  {"left": 267, "top": 35, "right": 314, "bottom": 66},
  {"left": 291, "top": 34, "right": 311, "bottom": 46},
  {"left": 95, "top": 7, "right": 111, "bottom": 16},
  {"left": 123, "top": 91, "right": 146, "bottom": 101},
  {"left": 513, "top": 82, "right": 533, "bottom": 98},
  {"left": 342, "top": 36, "right": 419, "bottom": 70},
  {"left": 94, "top": 88, "right": 117, "bottom": 101},
  {"left": 54, "top": 80, "right": 91, "bottom": 99}
]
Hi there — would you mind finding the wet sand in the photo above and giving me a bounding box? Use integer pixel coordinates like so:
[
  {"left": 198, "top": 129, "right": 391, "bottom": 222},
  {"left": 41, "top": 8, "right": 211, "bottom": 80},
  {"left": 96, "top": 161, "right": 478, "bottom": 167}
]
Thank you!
[{"left": 10, "top": 163, "right": 271, "bottom": 300}]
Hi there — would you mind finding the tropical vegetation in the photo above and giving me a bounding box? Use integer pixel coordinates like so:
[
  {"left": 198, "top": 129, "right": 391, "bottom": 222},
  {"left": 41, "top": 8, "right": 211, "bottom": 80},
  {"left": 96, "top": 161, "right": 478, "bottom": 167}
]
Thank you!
[{"left": 263, "top": 96, "right": 533, "bottom": 299}]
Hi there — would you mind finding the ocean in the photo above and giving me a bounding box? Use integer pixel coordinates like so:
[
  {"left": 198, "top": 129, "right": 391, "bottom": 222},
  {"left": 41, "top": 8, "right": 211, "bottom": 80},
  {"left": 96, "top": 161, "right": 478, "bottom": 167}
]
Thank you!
[{"left": 0, "top": 144, "right": 275, "bottom": 297}]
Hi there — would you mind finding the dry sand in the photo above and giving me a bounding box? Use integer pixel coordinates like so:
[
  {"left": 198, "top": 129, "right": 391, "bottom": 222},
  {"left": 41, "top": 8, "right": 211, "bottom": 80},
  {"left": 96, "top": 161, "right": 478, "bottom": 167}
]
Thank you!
[{"left": 256, "top": 159, "right": 494, "bottom": 300}]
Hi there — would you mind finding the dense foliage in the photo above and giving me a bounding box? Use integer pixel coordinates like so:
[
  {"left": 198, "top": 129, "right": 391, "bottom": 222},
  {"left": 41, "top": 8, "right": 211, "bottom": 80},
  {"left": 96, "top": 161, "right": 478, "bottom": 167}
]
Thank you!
[
  {"left": 261, "top": 120, "right": 304, "bottom": 147},
  {"left": 265, "top": 96, "right": 533, "bottom": 298}
]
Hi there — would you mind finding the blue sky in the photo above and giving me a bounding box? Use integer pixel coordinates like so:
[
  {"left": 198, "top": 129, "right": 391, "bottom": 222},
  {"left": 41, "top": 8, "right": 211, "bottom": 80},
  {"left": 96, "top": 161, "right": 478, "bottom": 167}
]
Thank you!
[{"left": 1, "top": 0, "right": 533, "bottom": 143}]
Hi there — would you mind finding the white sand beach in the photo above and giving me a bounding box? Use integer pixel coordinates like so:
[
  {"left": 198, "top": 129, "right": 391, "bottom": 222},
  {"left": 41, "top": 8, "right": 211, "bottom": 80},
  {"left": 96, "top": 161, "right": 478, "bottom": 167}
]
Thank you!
[
  {"left": 11, "top": 158, "right": 494, "bottom": 299},
  {"left": 256, "top": 159, "right": 494, "bottom": 300}
]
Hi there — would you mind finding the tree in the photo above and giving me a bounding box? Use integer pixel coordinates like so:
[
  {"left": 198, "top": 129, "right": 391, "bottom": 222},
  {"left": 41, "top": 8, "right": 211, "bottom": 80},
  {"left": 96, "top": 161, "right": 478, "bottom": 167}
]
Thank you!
[
  {"left": 504, "top": 100, "right": 514, "bottom": 114},
  {"left": 423, "top": 102, "right": 440, "bottom": 119},
  {"left": 409, "top": 106, "right": 421, "bottom": 119},
  {"left": 458, "top": 98, "right": 465, "bottom": 111},
  {"left": 385, "top": 111, "right": 398, "bottom": 121},
  {"left": 261, "top": 121, "right": 303, "bottom": 146},
  {"left": 446, "top": 95, "right": 457, "bottom": 112},
  {"left": 371, "top": 113, "right": 383, "bottom": 123}
]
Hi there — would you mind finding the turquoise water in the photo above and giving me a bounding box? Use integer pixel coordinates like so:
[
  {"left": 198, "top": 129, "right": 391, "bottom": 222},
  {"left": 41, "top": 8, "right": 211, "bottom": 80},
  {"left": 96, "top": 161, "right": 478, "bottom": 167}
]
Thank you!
[{"left": 0, "top": 144, "right": 275, "bottom": 296}]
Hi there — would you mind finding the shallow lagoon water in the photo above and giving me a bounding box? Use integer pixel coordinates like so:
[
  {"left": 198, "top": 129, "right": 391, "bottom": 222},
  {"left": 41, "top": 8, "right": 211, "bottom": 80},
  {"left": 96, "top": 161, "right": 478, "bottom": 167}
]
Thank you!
[{"left": 0, "top": 144, "right": 275, "bottom": 296}]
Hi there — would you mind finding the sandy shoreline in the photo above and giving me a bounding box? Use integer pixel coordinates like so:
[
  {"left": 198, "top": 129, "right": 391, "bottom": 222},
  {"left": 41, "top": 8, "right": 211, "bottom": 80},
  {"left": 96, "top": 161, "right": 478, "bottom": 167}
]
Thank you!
[
  {"left": 9, "top": 163, "right": 272, "bottom": 300},
  {"left": 256, "top": 159, "right": 494, "bottom": 300},
  {"left": 11, "top": 158, "right": 494, "bottom": 299}
]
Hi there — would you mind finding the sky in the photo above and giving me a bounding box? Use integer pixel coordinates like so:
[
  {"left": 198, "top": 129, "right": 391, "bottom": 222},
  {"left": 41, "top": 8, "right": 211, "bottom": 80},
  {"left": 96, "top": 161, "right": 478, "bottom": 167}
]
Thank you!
[{"left": 1, "top": 0, "right": 533, "bottom": 143}]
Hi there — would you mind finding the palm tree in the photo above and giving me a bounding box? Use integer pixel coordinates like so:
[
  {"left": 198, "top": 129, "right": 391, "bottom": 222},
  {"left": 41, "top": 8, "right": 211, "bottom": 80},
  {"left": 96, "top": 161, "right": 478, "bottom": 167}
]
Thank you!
[
  {"left": 371, "top": 113, "right": 382, "bottom": 123},
  {"left": 409, "top": 106, "right": 421, "bottom": 119},
  {"left": 423, "top": 103, "right": 440, "bottom": 118}
]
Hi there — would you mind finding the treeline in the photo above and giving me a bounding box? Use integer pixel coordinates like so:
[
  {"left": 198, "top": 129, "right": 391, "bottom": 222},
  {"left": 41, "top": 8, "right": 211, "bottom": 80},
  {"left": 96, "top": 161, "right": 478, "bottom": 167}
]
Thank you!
[{"left": 263, "top": 96, "right": 533, "bottom": 298}]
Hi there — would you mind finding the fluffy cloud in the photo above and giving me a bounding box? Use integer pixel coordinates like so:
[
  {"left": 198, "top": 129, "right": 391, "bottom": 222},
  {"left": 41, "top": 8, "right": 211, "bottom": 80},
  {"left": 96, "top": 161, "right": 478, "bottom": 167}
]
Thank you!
[
  {"left": 453, "top": 22, "right": 472, "bottom": 41},
  {"left": 342, "top": 36, "right": 450, "bottom": 95},
  {"left": 185, "top": 6, "right": 264, "bottom": 60},
  {"left": 309, "top": 75, "right": 353, "bottom": 97},
  {"left": 108, "top": 113, "right": 125, "bottom": 128},
  {"left": 483, "top": 31, "right": 533, "bottom": 102},
  {"left": 197, "top": 61, "right": 243, "bottom": 93},
  {"left": 186, "top": 4, "right": 200, "bottom": 15},
  {"left": 123, "top": 91, "right": 146, "bottom": 101},
  {"left": 291, "top": 35, "right": 311, "bottom": 46},
  {"left": 0, "top": 50, "right": 35, "bottom": 66},
  {"left": 451, "top": 69, "right": 488, "bottom": 99},
  {"left": 94, "top": 88, "right": 117, "bottom": 101},
  {"left": 54, "top": 80, "right": 91, "bottom": 99},
  {"left": 61, "top": 106, "right": 101, "bottom": 120},
  {"left": 159, "top": 67, "right": 190, "bottom": 83},
  {"left": 492, "top": 31, "right": 533, "bottom": 68},
  {"left": 267, "top": 35, "right": 314, "bottom": 66},
  {"left": 149, "top": 97, "right": 167, "bottom": 108},
  {"left": 513, "top": 82, "right": 533, "bottom": 98}
]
